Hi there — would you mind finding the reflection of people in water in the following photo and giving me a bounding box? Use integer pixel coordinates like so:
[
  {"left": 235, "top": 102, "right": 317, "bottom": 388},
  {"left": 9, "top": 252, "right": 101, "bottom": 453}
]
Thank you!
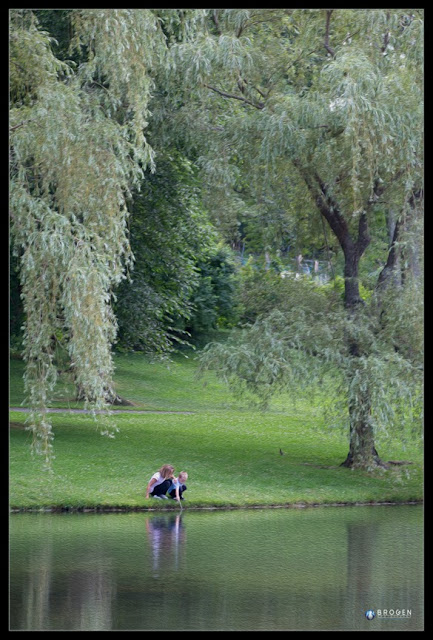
[{"left": 145, "top": 514, "right": 186, "bottom": 573}]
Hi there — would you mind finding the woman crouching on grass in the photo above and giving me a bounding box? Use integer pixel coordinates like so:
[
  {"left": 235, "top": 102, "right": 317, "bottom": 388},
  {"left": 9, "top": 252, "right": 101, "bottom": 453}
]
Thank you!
[{"left": 145, "top": 464, "right": 175, "bottom": 500}]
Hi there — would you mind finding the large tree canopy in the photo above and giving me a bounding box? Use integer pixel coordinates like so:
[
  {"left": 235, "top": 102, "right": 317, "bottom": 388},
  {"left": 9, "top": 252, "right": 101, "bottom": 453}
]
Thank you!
[
  {"left": 10, "top": 9, "right": 423, "bottom": 470},
  {"left": 10, "top": 9, "right": 174, "bottom": 465},
  {"left": 164, "top": 8, "right": 423, "bottom": 468},
  {"left": 164, "top": 9, "right": 422, "bottom": 246}
]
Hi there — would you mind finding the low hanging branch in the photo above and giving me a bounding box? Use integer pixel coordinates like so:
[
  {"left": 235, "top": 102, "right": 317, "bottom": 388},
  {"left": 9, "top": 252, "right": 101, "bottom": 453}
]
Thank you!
[
  {"left": 204, "top": 83, "right": 265, "bottom": 109},
  {"left": 10, "top": 119, "right": 34, "bottom": 133}
]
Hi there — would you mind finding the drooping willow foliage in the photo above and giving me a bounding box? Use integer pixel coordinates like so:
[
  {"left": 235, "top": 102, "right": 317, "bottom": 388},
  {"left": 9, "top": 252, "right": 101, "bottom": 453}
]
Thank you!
[
  {"left": 9, "top": 9, "right": 172, "bottom": 467},
  {"left": 10, "top": 9, "right": 423, "bottom": 470},
  {"left": 174, "top": 9, "right": 423, "bottom": 467},
  {"left": 199, "top": 281, "right": 423, "bottom": 453}
]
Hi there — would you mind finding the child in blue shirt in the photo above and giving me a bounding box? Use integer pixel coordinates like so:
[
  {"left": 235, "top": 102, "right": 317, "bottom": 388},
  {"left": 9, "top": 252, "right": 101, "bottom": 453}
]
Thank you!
[{"left": 168, "top": 471, "right": 188, "bottom": 501}]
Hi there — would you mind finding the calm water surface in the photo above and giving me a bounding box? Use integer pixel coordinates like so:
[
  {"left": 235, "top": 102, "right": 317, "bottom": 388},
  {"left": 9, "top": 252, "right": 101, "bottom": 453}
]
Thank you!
[{"left": 9, "top": 505, "right": 423, "bottom": 631}]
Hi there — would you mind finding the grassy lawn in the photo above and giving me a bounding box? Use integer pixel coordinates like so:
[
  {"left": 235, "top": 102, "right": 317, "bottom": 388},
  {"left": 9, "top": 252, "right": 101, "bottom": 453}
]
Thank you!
[{"left": 9, "top": 352, "right": 423, "bottom": 510}]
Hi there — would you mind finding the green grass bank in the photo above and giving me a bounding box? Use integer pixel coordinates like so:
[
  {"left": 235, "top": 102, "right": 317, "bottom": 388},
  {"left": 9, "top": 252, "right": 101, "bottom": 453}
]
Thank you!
[{"left": 10, "top": 352, "right": 423, "bottom": 511}]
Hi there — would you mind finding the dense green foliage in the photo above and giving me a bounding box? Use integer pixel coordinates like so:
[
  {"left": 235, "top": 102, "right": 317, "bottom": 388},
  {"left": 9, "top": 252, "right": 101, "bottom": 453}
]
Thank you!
[
  {"left": 114, "top": 152, "right": 213, "bottom": 355},
  {"left": 182, "top": 244, "right": 241, "bottom": 342},
  {"left": 164, "top": 8, "right": 424, "bottom": 468},
  {"left": 10, "top": 9, "right": 423, "bottom": 470},
  {"left": 10, "top": 9, "right": 169, "bottom": 465}
]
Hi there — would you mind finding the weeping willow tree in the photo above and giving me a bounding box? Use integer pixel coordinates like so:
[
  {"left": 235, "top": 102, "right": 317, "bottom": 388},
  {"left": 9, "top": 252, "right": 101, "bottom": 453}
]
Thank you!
[
  {"left": 165, "top": 8, "right": 423, "bottom": 469},
  {"left": 9, "top": 9, "right": 176, "bottom": 467},
  {"left": 10, "top": 9, "right": 423, "bottom": 471}
]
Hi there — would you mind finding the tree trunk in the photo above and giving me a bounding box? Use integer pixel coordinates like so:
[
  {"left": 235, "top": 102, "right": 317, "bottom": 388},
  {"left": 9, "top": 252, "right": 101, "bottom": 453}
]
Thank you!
[
  {"left": 339, "top": 364, "right": 388, "bottom": 469},
  {"left": 340, "top": 379, "right": 388, "bottom": 469},
  {"left": 342, "top": 287, "right": 387, "bottom": 468},
  {"left": 340, "top": 247, "right": 387, "bottom": 469},
  {"left": 297, "top": 166, "right": 389, "bottom": 469},
  {"left": 343, "top": 247, "right": 363, "bottom": 310},
  {"left": 377, "top": 216, "right": 402, "bottom": 292},
  {"left": 401, "top": 190, "right": 423, "bottom": 285},
  {"left": 75, "top": 381, "right": 122, "bottom": 405}
]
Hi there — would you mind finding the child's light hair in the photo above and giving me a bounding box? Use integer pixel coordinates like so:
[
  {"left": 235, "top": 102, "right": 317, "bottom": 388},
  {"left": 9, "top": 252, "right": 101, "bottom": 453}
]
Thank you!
[{"left": 178, "top": 471, "right": 188, "bottom": 481}]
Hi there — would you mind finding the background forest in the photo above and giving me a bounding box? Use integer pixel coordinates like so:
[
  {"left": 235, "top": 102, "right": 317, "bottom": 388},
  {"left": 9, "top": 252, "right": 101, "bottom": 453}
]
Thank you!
[{"left": 10, "top": 9, "right": 423, "bottom": 471}]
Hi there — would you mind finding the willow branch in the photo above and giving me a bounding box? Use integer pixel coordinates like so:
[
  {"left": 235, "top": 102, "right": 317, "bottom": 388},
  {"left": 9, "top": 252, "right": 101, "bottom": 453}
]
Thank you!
[
  {"left": 376, "top": 217, "right": 401, "bottom": 289},
  {"left": 211, "top": 10, "right": 222, "bottom": 35},
  {"left": 294, "top": 158, "right": 354, "bottom": 255},
  {"left": 10, "top": 119, "right": 33, "bottom": 133},
  {"left": 381, "top": 11, "right": 391, "bottom": 53},
  {"left": 324, "top": 10, "right": 336, "bottom": 57},
  {"left": 204, "top": 84, "right": 265, "bottom": 109}
]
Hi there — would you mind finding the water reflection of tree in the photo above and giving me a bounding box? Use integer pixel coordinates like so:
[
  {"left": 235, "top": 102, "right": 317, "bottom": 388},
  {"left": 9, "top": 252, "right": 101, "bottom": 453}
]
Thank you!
[
  {"left": 346, "top": 522, "right": 379, "bottom": 597},
  {"left": 12, "top": 531, "right": 116, "bottom": 630},
  {"left": 345, "top": 515, "right": 423, "bottom": 628},
  {"left": 61, "top": 554, "right": 116, "bottom": 631},
  {"left": 21, "top": 532, "right": 54, "bottom": 630},
  {"left": 145, "top": 514, "right": 186, "bottom": 576},
  {"left": 344, "top": 520, "right": 381, "bottom": 628}
]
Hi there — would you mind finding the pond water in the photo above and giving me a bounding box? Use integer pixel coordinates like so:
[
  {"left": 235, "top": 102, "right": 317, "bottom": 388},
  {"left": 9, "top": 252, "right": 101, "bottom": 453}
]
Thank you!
[{"left": 9, "top": 505, "right": 423, "bottom": 631}]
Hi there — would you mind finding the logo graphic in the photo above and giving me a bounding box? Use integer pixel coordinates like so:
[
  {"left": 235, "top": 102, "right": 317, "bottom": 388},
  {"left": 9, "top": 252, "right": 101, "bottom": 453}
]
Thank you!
[{"left": 365, "top": 608, "right": 412, "bottom": 621}]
